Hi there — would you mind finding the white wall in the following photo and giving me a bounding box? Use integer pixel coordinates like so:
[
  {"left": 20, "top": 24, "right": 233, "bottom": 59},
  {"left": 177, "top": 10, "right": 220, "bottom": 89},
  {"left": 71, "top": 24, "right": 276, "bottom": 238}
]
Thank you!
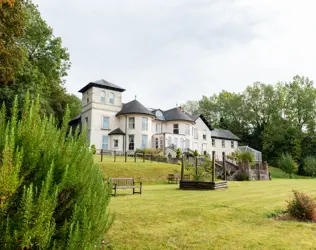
[
  {"left": 118, "top": 114, "right": 155, "bottom": 151},
  {"left": 211, "top": 138, "right": 239, "bottom": 160}
]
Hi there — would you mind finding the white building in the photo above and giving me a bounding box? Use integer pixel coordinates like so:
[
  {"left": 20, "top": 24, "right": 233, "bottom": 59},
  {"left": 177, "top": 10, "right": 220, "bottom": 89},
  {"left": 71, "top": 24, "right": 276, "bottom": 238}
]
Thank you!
[{"left": 71, "top": 79, "right": 240, "bottom": 157}]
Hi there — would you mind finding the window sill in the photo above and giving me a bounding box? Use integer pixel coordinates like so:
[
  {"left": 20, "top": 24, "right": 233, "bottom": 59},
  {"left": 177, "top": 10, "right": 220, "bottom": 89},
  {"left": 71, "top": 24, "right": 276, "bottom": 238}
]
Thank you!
[{"left": 101, "top": 128, "right": 111, "bottom": 130}]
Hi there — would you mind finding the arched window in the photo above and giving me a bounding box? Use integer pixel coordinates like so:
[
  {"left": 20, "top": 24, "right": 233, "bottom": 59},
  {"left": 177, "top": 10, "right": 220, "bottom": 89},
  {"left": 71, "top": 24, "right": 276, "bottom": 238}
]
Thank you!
[
  {"left": 100, "top": 91, "right": 105, "bottom": 103},
  {"left": 174, "top": 138, "right": 178, "bottom": 148},
  {"left": 180, "top": 138, "right": 184, "bottom": 150},
  {"left": 160, "top": 137, "right": 163, "bottom": 149},
  {"left": 109, "top": 92, "right": 114, "bottom": 104}
]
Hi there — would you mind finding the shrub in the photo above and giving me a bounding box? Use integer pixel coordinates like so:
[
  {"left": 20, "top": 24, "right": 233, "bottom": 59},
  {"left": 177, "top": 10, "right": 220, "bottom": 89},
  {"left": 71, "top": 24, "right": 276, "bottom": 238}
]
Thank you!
[
  {"left": 144, "top": 148, "right": 161, "bottom": 155},
  {"left": 135, "top": 148, "right": 144, "bottom": 154},
  {"left": 235, "top": 171, "right": 249, "bottom": 181},
  {"left": 287, "top": 190, "right": 316, "bottom": 221},
  {"left": 228, "top": 150, "right": 255, "bottom": 163},
  {"left": 277, "top": 153, "right": 298, "bottom": 178},
  {"left": 91, "top": 144, "right": 97, "bottom": 154},
  {"left": 176, "top": 148, "right": 181, "bottom": 159},
  {"left": 193, "top": 150, "right": 199, "bottom": 157},
  {"left": 0, "top": 95, "right": 112, "bottom": 249},
  {"left": 303, "top": 156, "right": 316, "bottom": 177}
]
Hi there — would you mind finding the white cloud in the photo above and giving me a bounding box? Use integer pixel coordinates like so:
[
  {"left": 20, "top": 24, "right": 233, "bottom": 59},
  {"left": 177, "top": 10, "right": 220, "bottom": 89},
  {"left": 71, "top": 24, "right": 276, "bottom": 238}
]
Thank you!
[{"left": 33, "top": 0, "right": 316, "bottom": 109}]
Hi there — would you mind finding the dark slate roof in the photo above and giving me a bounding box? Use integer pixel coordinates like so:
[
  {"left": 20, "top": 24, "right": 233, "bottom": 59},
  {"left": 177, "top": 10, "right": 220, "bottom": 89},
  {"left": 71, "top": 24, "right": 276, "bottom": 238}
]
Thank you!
[
  {"left": 108, "top": 128, "right": 125, "bottom": 135},
  {"left": 116, "top": 100, "right": 154, "bottom": 117},
  {"left": 211, "top": 128, "right": 240, "bottom": 141},
  {"left": 69, "top": 115, "right": 81, "bottom": 125},
  {"left": 78, "top": 79, "right": 125, "bottom": 93},
  {"left": 163, "top": 108, "right": 193, "bottom": 122}
]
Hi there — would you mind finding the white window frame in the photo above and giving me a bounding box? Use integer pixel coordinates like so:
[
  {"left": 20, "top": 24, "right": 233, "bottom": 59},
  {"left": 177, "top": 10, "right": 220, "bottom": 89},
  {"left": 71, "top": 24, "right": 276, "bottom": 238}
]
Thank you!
[
  {"left": 100, "top": 91, "right": 106, "bottom": 103},
  {"left": 141, "top": 134, "right": 148, "bottom": 149},
  {"left": 128, "top": 135, "right": 135, "bottom": 150},
  {"left": 155, "top": 138, "right": 159, "bottom": 149},
  {"left": 212, "top": 139, "right": 215, "bottom": 146},
  {"left": 142, "top": 117, "right": 148, "bottom": 131},
  {"left": 102, "top": 136, "right": 108, "bottom": 150},
  {"left": 203, "top": 130, "right": 207, "bottom": 140},
  {"left": 109, "top": 92, "right": 114, "bottom": 104},
  {"left": 173, "top": 124, "right": 179, "bottom": 134},
  {"left": 222, "top": 140, "right": 225, "bottom": 148},
  {"left": 160, "top": 137, "right": 163, "bottom": 149},
  {"left": 129, "top": 117, "right": 135, "bottom": 129},
  {"left": 102, "top": 117, "right": 109, "bottom": 129},
  {"left": 193, "top": 128, "right": 198, "bottom": 139},
  {"left": 114, "top": 139, "right": 119, "bottom": 148},
  {"left": 185, "top": 124, "right": 190, "bottom": 135},
  {"left": 156, "top": 123, "right": 161, "bottom": 133},
  {"left": 231, "top": 141, "right": 234, "bottom": 148}
]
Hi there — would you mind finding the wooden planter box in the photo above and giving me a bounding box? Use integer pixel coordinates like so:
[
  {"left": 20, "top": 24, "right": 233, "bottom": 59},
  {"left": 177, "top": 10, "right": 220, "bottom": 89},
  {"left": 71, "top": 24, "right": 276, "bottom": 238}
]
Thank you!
[{"left": 179, "top": 180, "right": 228, "bottom": 190}]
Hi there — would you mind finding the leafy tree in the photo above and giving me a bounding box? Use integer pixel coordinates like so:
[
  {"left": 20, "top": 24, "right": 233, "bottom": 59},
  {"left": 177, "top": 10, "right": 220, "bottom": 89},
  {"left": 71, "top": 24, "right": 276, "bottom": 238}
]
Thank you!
[
  {"left": 194, "top": 150, "right": 199, "bottom": 157},
  {"left": 303, "top": 156, "right": 316, "bottom": 178},
  {"left": 0, "top": 95, "right": 112, "bottom": 249},
  {"left": 277, "top": 153, "right": 298, "bottom": 178},
  {"left": 0, "top": 0, "right": 73, "bottom": 125},
  {"left": 0, "top": 0, "right": 24, "bottom": 84}
]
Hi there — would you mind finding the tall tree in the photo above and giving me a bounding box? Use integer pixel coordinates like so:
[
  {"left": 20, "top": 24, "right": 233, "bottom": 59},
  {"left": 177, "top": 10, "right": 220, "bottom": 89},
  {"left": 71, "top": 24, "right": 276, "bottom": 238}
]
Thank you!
[{"left": 0, "top": 0, "right": 24, "bottom": 84}]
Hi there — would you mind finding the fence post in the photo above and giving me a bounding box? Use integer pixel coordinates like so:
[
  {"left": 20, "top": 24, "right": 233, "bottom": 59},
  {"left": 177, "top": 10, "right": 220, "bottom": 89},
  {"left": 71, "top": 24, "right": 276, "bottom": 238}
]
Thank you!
[
  {"left": 212, "top": 151, "right": 215, "bottom": 183},
  {"left": 143, "top": 152, "right": 145, "bottom": 162},
  {"left": 195, "top": 156, "right": 198, "bottom": 178},
  {"left": 101, "top": 149, "right": 103, "bottom": 162},
  {"left": 222, "top": 152, "right": 226, "bottom": 181},
  {"left": 134, "top": 153, "right": 136, "bottom": 162},
  {"left": 151, "top": 153, "right": 153, "bottom": 162},
  {"left": 114, "top": 150, "right": 116, "bottom": 162},
  {"left": 181, "top": 155, "right": 184, "bottom": 181},
  {"left": 125, "top": 152, "right": 127, "bottom": 162},
  {"left": 258, "top": 162, "right": 261, "bottom": 180}
]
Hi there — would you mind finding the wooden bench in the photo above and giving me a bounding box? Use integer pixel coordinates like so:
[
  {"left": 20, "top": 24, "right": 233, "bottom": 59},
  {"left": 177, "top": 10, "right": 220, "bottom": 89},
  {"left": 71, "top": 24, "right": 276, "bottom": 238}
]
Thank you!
[
  {"left": 111, "top": 178, "right": 142, "bottom": 196},
  {"left": 168, "top": 174, "right": 180, "bottom": 184}
]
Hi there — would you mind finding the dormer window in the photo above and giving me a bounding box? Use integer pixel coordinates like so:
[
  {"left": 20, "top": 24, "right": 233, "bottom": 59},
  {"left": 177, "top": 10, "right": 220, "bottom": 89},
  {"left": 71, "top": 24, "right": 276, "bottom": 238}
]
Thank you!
[
  {"left": 100, "top": 91, "right": 105, "bottom": 103},
  {"left": 109, "top": 92, "right": 114, "bottom": 104}
]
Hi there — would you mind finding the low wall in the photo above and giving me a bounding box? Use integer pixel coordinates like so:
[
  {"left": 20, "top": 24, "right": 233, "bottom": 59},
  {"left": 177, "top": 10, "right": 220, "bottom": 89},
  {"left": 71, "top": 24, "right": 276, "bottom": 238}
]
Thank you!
[{"left": 179, "top": 180, "right": 228, "bottom": 190}]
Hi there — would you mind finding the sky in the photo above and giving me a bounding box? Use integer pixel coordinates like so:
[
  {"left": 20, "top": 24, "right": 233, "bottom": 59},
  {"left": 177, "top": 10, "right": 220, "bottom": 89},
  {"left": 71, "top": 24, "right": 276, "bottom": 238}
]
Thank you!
[{"left": 33, "top": 0, "right": 316, "bottom": 109}]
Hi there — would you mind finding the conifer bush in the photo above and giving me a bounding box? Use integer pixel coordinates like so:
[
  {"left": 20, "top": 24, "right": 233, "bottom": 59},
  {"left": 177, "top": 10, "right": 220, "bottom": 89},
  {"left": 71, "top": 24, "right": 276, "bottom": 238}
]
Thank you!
[{"left": 0, "top": 94, "right": 112, "bottom": 249}]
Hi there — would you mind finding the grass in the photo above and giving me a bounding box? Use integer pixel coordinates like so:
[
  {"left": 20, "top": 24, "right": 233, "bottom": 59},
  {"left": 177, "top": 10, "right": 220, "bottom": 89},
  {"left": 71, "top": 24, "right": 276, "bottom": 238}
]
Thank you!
[
  {"left": 107, "top": 180, "right": 316, "bottom": 249},
  {"left": 97, "top": 155, "right": 181, "bottom": 183},
  {"left": 269, "top": 166, "right": 309, "bottom": 179}
]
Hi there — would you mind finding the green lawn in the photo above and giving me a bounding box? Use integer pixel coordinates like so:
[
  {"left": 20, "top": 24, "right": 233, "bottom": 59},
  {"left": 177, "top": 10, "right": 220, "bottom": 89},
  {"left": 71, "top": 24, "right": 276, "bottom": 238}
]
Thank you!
[
  {"left": 97, "top": 155, "right": 181, "bottom": 183},
  {"left": 97, "top": 155, "right": 316, "bottom": 249},
  {"left": 107, "top": 180, "right": 316, "bottom": 250}
]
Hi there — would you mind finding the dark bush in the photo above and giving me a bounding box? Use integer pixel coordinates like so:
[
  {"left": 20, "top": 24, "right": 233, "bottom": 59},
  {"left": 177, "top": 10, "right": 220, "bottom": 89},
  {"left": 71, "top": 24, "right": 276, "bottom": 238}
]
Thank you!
[
  {"left": 287, "top": 190, "right": 316, "bottom": 221},
  {"left": 235, "top": 172, "right": 249, "bottom": 181}
]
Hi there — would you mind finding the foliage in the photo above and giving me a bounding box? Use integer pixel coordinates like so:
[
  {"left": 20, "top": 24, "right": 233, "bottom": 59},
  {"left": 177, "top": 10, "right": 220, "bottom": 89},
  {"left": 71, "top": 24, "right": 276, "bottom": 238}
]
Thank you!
[
  {"left": 187, "top": 75, "right": 316, "bottom": 167},
  {"left": 176, "top": 148, "right": 181, "bottom": 159},
  {"left": 91, "top": 144, "right": 96, "bottom": 154},
  {"left": 287, "top": 190, "right": 316, "bottom": 222},
  {"left": 277, "top": 154, "right": 298, "bottom": 178},
  {"left": 303, "top": 156, "right": 316, "bottom": 177},
  {"left": 235, "top": 171, "right": 249, "bottom": 181},
  {"left": 135, "top": 148, "right": 144, "bottom": 154},
  {"left": 228, "top": 150, "right": 255, "bottom": 163},
  {"left": 0, "top": 95, "right": 112, "bottom": 249},
  {"left": 0, "top": 0, "right": 24, "bottom": 84},
  {"left": 193, "top": 150, "right": 199, "bottom": 157},
  {"left": 144, "top": 148, "right": 162, "bottom": 155},
  {"left": 0, "top": 0, "right": 76, "bottom": 125}
]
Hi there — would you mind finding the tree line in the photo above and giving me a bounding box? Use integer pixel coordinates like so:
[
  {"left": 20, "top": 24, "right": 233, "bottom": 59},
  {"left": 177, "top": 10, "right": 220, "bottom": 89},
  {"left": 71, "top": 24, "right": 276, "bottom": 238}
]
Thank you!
[
  {"left": 0, "top": 0, "right": 81, "bottom": 124},
  {"left": 183, "top": 75, "right": 316, "bottom": 173}
]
